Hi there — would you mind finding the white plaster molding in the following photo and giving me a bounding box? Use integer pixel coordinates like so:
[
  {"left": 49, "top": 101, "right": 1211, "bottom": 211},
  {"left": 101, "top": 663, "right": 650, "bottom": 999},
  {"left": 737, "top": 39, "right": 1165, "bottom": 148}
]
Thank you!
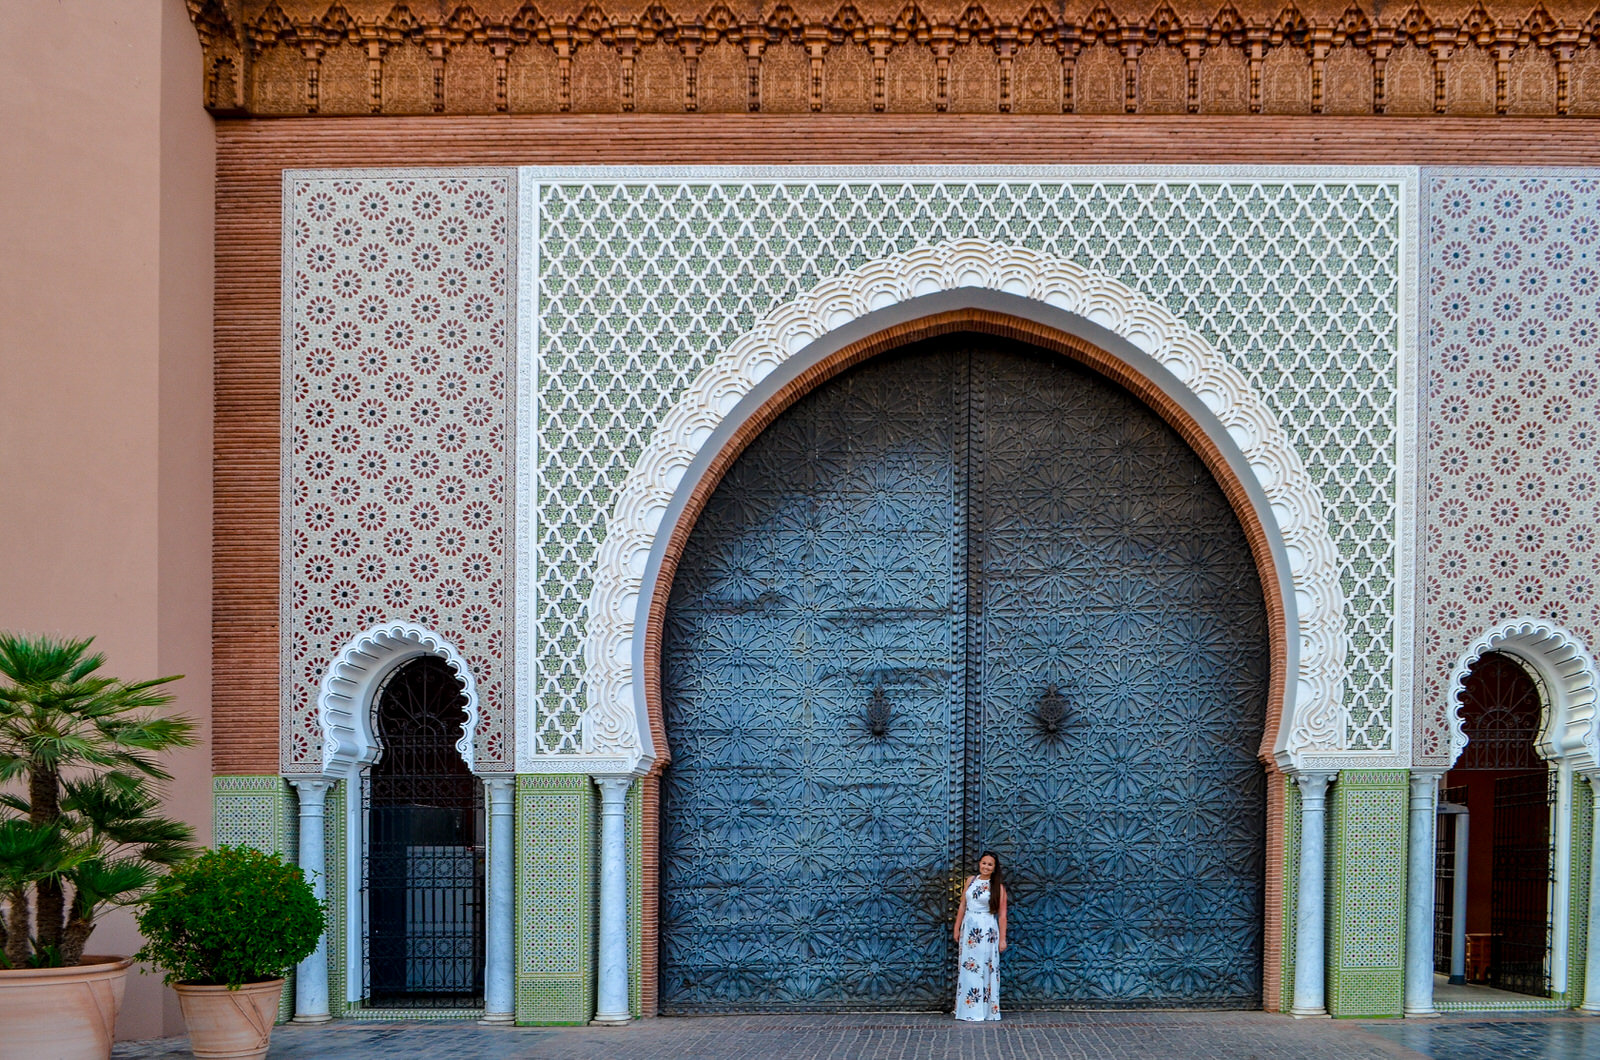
[
  {"left": 317, "top": 621, "right": 483, "bottom": 776},
  {"left": 1446, "top": 617, "right": 1600, "bottom": 773},
  {"left": 578, "top": 239, "right": 1349, "bottom": 772}
]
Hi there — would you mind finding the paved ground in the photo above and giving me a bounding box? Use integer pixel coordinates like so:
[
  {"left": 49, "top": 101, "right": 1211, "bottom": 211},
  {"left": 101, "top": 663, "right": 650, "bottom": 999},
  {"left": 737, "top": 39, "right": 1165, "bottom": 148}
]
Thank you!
[{"left": 111, "top": 1010, "right": 1600, "bottom": 1059}]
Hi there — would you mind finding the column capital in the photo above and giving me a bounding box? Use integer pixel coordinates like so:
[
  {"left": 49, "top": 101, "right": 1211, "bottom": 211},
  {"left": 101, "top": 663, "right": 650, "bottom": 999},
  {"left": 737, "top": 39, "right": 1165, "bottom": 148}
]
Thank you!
[
  {"left": 481, "top": 773, "right": 516, "bottom": 797},
  {"left": 1292, "top": 769, "right": 1336, "bottom": 801},
  {"left": 287, "top": 775, "right": 336, "bottom": 806},
  {"left": 592, "top": 774, "right": 634, "bottom": 801},
  {"left": 1409, "top": 770, "right": 1443, "bottom": 801}
]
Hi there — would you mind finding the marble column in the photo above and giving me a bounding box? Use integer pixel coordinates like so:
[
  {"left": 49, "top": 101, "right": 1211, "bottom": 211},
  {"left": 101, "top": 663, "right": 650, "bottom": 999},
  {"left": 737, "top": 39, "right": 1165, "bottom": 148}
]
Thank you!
[
  {"left": 1584, "top": 772, "right": 1600, "bottom": 1013},
  {"left": 1291, "top": 770, "right": 1335, "bottom": 1018},
  {"left": 592, "top": 775, "right": 633, "bottom": 1025},
  {"left": 481, "top": 776, "right": 517, "bottom": 1024},
  {"left": 289, "top": 777, "right": 335, "bottom": 1023},
  {"left": 1404, "top": 771, "right": 1442, "bottom": 1016}
]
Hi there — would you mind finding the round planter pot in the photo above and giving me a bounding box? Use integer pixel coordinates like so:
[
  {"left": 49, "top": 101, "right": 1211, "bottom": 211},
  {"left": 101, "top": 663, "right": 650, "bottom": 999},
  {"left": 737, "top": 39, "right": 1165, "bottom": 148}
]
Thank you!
[
  {"left": 0, "top": 955, "right": 132, "bottom": 1060},
  {"left": 173, "top": 979, "right": 285, "bottom": 1060}
]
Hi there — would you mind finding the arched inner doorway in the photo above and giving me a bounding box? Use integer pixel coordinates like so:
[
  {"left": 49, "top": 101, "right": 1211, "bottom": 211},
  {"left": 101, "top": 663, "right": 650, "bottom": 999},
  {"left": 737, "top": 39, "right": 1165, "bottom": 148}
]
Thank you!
[
  {"left": 658, "top": 333, "right": 1269, "bottom": 1012},
  {"left": 363, "top": 655, "right": 486, "bottom": 1008},
  {"left": 1435, "top": 651, "right": 1554, "bottom": 997}
]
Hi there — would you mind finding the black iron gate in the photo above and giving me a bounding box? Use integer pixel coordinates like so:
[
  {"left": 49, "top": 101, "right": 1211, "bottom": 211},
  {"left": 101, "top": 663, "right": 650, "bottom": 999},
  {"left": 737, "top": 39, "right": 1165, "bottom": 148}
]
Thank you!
[
  {"left": 1433, "top": 786, "right": 1465, "bottom": 978},
  {"left": 363, "top": 656, "right": 486, "bottom": 1007},
  {"left": 1490, "top": 770, "right": 1555, "bottom": 997},
  {"left": 660, "top": 336, "right": 1268, "bottom": 1012}
]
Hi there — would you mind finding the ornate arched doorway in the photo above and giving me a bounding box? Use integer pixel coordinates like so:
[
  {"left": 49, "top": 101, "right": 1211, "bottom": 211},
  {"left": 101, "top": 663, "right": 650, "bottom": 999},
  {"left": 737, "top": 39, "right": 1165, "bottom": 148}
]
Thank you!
[
  {"left": 363, "top": 655, "right": 486, "bottom": 1008},
  {"left": 1435, "top": 651, "right": 1553, "bottom": 997},
  {"left": 658, "top": 333, "right": 1269, "bottom": 1011}
]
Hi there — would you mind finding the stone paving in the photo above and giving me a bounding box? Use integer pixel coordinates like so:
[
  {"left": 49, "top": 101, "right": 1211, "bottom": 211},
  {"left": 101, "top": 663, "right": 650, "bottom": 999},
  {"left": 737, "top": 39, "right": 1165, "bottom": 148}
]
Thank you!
[{"left": 111, "top": 1010, "right": 1600, "bottom": 1060}]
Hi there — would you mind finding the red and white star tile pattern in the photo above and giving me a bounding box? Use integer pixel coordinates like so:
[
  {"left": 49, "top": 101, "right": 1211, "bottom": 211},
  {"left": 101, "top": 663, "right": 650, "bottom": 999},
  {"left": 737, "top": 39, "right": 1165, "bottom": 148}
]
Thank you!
[
  {"left": 1420, "top": 174, "right": 1600, "bottom": 762},
  {"left": 284, "top": 174, "right": 514, "bottom": 772}
]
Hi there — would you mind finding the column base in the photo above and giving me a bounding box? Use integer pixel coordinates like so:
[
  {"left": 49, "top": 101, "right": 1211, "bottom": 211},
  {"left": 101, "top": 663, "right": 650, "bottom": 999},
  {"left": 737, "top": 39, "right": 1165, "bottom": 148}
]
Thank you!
[
  {"left": 1447, "top": 975, "right": 1466, "bottom": 986},
  {"left": 290, "top": 1014, "right": 333, "bottom": 1025},
  {"left": 590, "top": 1014, "right": 634, "bottom": 1026},
  {"left": 1289, "top": 1008, "right": 1330, "bottom": 1019},
  {"left": 478, "top": 1013, "right": 515, "bottom": 1026},
  {"left": 1403, "top": 1008, "right": 1440, "bottom": 1018}
]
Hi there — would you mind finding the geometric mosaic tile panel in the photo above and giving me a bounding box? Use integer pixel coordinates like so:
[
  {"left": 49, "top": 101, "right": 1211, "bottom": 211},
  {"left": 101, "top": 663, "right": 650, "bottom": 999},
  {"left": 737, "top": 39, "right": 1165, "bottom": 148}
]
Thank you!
[
  {"left": 1326, "top": 770, "right": 1408, "bottom": 1017},
  {"left": 514, "top": 774, "right": 595, "bottom": 1024},
  {"left": 527, "top": 170, "right": 1409, "bottom": 762},
  {"left": 1417, "top": 172, "right": 1600, "bottom": 766},
  {"left": 281, "top": 170, "right": 517, "bottom": 774},
  {"left": 212, "top": 774, "right": 295, "bottom": 854}
]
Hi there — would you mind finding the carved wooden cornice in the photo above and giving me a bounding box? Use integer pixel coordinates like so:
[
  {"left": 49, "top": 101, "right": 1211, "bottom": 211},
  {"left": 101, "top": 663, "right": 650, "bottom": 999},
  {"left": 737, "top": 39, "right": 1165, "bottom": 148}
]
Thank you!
[{"left": 188, "top": 1, "right": 1600, "bottom": 116}]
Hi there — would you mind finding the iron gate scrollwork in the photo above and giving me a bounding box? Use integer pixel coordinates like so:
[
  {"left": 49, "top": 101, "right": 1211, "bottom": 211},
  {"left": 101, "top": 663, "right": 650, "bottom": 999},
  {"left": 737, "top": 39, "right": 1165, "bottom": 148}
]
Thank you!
[
  {"left": 362, "top": 656, "right": 486, "bottom": 1008},
  {"left": 660, "top": 336, "right": 1267, "bottom": 1012},
  {"left": 1490, "top": 770, "right": 1555, "bottom": 997}
]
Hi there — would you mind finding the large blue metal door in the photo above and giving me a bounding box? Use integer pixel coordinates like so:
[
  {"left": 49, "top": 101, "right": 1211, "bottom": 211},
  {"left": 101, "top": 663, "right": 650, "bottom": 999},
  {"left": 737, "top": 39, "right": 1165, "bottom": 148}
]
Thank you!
[{"left": 660, "top": 337, "right": 1266, "bottom": 1011}]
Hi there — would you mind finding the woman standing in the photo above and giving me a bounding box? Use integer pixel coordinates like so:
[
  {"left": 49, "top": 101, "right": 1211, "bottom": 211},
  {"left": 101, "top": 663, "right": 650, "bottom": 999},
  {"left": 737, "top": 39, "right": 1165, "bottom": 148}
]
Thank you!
[{"left": 953, "top": 851, "right": 1006, "bottom": 1021}]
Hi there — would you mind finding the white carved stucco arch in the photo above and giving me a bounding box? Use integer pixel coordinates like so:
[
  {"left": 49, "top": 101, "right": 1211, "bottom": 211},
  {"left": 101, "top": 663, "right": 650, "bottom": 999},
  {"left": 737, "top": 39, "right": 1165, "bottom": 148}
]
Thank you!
[
  {"left": 1447, "top": 618, "right": 1600, "bottom": 773},
  {"left": 317, "top": 621, "right": 482, "bottom": 776},
  {"left": 580, "top": 240, "right": 1349, "bottom": 773}
]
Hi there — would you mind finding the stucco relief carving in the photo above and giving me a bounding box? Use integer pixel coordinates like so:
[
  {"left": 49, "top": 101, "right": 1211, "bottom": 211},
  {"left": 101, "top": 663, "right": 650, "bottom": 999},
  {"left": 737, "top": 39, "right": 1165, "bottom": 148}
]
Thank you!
[
  {"left": 188, "top": 2, "right": 1599, "bottom": 117},
  {"left": 318, "top": 622, "right": 482, "bottom": 777},
  {"left": 1448, "top": 619, "right": 1600, "bottom": 774},
  {"left": 581, "top": 239, "right": 1351, "bottom": 772}
]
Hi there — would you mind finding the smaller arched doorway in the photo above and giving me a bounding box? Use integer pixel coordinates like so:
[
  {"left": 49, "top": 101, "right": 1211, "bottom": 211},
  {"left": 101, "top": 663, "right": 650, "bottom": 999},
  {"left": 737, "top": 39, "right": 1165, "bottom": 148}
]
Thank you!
[
  {"left": 363, "top": 656, "right": 486, "bottom": 1008},
  {"left": 1435, "top": 652, "right": 1553, "bottom": 997}
]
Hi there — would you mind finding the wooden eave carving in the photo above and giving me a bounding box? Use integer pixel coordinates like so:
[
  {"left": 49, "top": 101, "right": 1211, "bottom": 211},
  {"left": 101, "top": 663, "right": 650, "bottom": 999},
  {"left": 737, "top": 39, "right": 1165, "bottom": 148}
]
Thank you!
[{"left": 189, "top": 1, "right": 1600, "bottom": 116}]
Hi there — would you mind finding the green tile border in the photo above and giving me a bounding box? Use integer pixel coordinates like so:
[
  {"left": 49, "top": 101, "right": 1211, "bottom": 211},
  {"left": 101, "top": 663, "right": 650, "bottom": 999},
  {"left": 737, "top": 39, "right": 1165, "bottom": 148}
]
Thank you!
[
  {"left": 1327, "top": 769, "right": 1407, "bottom": 1018},
  {"left": 1563, "top": 774, "right": 1593, "bottom": 1006},
  {"left": 1280, "top": 777, "right": 1301, "bottom": 1014},
  {"left": 1435, "top": 996, "right": 1571, "bottom": 1012},
  {"left": 345, "top": 1005, "right": 484, "bottom": 1020},
  {"left": 325, "top": 781, "right": 349, "bottom": 1017},
  {"left": 515, "top": 774, "right": 597, "bottom": 1025}
]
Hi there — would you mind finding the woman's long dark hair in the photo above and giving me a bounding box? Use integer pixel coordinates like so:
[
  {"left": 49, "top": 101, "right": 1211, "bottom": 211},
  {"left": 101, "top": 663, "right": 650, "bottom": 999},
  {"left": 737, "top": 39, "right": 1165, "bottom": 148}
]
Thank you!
[{"left": 976, "top": 851, "right": 1005, "bottom": 913}]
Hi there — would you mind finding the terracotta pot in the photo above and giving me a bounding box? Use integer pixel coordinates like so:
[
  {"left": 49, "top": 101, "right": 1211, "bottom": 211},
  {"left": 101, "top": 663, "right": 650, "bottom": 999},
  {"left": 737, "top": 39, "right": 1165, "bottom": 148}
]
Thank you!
[
  {"left": 0, "top": 955, "right": 132, "bottom": 1060},
  {"left": 173, "top": 979, "right": 285, "bottom": 1060}
]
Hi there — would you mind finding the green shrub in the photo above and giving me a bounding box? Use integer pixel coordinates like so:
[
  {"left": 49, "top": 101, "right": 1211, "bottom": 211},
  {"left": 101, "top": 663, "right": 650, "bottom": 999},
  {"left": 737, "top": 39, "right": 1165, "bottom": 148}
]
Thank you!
[{"left": 136, "top": 845, "right": 323, "bottom": 988}]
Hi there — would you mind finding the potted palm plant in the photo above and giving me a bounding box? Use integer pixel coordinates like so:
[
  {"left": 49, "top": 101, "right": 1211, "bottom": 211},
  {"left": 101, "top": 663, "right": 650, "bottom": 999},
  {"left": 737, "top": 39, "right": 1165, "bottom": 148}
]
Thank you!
[
  {"left": 136, "top": 846, "right": 323, "bottom": 1060},
  {"left": 0, "top": 633, "right": 196, "bottom": 1060}
]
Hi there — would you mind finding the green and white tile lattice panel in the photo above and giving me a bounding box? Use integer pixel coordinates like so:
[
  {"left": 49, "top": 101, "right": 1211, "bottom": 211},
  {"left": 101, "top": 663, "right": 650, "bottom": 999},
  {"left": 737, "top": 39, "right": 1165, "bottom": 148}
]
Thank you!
[
  {"left": 520, "top": 168, "right": 1415, "bottom": 765},
  {"left": 515, "top": 774, "right": 597, "bottom": 1024},
  {"left": 1326, "top": 770, "right": 1409, "bottom": 1017}
]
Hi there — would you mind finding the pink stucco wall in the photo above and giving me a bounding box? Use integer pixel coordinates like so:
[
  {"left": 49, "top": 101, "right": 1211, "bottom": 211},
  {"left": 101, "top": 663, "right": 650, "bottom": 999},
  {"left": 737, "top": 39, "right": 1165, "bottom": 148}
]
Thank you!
[{"left": 0, "top": 0, "right": 214, "bottom": 1040}]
